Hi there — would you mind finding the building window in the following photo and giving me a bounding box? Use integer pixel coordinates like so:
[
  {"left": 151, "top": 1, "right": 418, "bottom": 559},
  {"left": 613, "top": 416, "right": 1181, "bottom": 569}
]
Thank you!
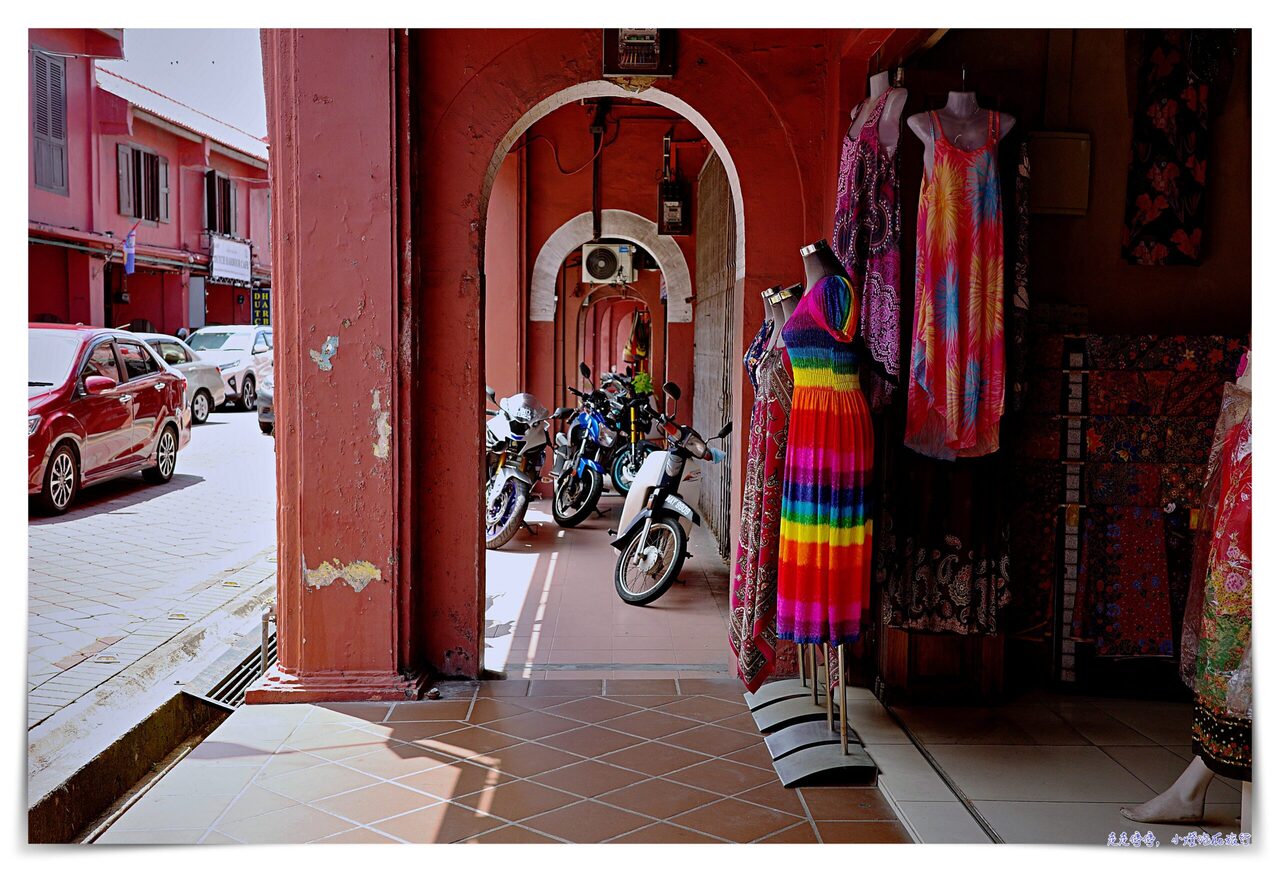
[
  {"left": 32, "top": 51, "right": 68, "bottom": 195},
  {"left": 117, "top": 144, "right": 170, "bottom": 222},
  {"left": 205, "top": 170, "right": 237, "bottom": 235}
]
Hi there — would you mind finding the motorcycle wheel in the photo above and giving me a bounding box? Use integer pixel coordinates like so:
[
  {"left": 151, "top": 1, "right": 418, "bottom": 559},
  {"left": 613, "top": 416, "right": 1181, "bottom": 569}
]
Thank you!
[
  {"left": 485, "top": 477, "right": 528, "bottom": 550},
  {"left": 614, "top": 516, "right": 687, "bottom": 606},
  {"left": 551, "top": 467, "right": 602, "bottom": 528},
  {"left": 609, "top": 442, "right": 656, "bottom": 497}
]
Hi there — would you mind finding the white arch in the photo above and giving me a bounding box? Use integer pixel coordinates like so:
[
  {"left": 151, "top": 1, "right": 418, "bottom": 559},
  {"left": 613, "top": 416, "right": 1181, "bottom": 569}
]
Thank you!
[
  {"left": 484, "top": 79, "right": 745, "bottom": 286},
  {"left": 530, "top": 209, "right": 693, "bottom": 323}
]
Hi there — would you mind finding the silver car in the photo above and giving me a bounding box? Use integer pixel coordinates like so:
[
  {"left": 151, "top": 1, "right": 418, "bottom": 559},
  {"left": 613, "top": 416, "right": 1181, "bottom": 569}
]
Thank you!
[
  {"left": 186, "top": 325, "right": 274, "bottom": 412},
  {"left": 137, "top": 332, "right": 228, "bottom": 425}
]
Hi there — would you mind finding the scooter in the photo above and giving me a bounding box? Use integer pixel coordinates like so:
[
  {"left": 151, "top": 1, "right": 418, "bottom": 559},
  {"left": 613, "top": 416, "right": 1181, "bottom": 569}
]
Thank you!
[
  {"left": 609, "top": 381, "right": 732, "bottom": 605},
  {"left": 484, "top": 386, "right": 550, "bottom": 549}
]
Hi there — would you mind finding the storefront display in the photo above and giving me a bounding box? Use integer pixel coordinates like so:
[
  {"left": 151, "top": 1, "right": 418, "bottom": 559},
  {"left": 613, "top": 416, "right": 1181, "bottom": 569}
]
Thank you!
[{"left": 904, "top": 97, "right": 1013, "bottom": 460}]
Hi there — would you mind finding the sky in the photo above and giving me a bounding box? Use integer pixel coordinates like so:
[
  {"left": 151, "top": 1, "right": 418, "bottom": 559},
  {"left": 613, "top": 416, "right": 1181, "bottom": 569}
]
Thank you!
[{"left": 98, "top": 29, "right": 267, "bottom": 139}]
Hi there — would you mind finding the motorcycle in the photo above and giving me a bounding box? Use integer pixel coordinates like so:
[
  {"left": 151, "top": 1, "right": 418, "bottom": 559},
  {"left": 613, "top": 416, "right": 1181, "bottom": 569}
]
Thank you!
[
  {"left": 484, "top": 387, "right": 550, "bottom": 549},
  {"left": 609, "top": 381, "right": 732, "bottom": 605},
  {"left": 601, "top": 375, "right": 659, "bottom": 497},
  {"left": 549, "top": 362, "right": 614, "bottom": 528}
]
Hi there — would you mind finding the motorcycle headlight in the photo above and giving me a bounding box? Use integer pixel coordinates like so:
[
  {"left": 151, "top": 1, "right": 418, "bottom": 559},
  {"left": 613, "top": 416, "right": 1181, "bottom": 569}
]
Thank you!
[
  {"left": 28, "top": 415, "right": 41, "bottom": 436},
  {"left": 685, "top": 434, "right": 709, "bottom": 459},
  {"left": 510, "top": 420, "right": 529, "bottom": 437},
  {"left": 598, "top": 427, "right": 617, "bottom": 447}
]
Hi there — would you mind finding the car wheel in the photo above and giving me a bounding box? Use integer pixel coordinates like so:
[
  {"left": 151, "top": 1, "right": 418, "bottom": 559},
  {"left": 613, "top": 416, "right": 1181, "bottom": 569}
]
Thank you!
[
  {"left": 142, "top": 425, "right": 179, "bottom": 484},
  {"left": 240, "top": 375, "right": 257, "bottom": 412},
  {"left": 36, "top": 443, "right": 79, "bottom": 515},
  {"left": 192, "top": 389, "right": 212, "bottom": 424},
  {"left": 259, "top": 421, "right": 274, "bottom": 435}
]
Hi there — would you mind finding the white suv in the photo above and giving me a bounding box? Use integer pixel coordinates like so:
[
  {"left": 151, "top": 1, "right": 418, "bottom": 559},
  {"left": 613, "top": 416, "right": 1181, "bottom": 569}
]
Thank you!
[{"left": 186, "top": 325, "right": 273, "bottom": 411}]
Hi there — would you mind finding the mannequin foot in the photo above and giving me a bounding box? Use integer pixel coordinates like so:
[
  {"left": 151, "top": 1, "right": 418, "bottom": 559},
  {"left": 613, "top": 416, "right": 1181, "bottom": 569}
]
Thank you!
[{"left": 1121, "top": 791, "right": 1207, "bottom": 824}]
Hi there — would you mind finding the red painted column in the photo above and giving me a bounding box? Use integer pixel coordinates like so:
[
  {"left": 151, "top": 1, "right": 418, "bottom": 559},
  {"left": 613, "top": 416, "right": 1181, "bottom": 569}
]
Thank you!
[{"left": 248, "top": 29, "right": 419, "bottom": 703}]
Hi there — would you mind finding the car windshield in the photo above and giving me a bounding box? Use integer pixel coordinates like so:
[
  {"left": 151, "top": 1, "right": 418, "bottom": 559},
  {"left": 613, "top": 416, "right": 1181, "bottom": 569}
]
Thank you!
[
  {"left": 29, "top": 330, "right": 82, "bottom": 386},
  {"left": 188, "top": 331, "right": 246, "bottom": 352}
]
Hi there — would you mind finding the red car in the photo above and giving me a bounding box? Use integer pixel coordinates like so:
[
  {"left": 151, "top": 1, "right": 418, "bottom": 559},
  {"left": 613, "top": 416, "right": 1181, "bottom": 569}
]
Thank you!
[{"left": 29, "top": 324, "right": 191, "bottom": 514}]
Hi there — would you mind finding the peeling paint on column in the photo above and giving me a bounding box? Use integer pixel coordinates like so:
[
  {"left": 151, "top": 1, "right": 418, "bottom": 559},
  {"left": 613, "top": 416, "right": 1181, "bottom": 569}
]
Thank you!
[
  {"left": 304, "top": 558, "right": 383, "bottom": 593},
  {"left": 371, "top": 389, "right": 391, "bottom": 459},
  {"left": 309, "top": 335, "right": 340, "bottom": 370}
]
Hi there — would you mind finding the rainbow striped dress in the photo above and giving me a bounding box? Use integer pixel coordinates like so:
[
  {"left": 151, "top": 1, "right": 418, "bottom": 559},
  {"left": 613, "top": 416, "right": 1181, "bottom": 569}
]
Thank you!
[{"left": 776, "top": 274, "right": 874, "bottom": 645}]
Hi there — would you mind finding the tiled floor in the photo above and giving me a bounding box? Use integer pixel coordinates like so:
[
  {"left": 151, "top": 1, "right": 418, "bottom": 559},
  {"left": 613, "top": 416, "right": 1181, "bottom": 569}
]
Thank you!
[
  {"left": 484, "top": 492, "right": 733, "bottom": 679},
  {"left": 97, "top": 679, "right": 911, "bottom": 844},
  {"left": 890, "top": 692, "right": 1246, "bottom": 845}
]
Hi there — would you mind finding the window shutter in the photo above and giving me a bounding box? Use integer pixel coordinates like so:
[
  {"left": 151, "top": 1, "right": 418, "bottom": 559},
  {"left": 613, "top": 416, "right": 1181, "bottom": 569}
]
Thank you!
[
  {"left": 158, "top": 157, "right": 170, "bottom": 223},
  {"left": 117, "top": 144, "right": 135, "bottom": 217},
  {"left": 33, "top": 52, "right": 68, "bottom": 194},
  {"left": 33, "top": 54, "right": 50, "bottom": 137},
  {"left": 229, "top": 179, "right": 238, "bottom": 235},
  {"left": 205, "top": 169, "right": 217, "bottom": 230}
]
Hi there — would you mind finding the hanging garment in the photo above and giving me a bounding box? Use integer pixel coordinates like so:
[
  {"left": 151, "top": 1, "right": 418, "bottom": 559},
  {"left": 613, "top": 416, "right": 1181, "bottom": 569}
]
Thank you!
[
  {"left": 1121, "top": 30, "right": 1235, "bottom": 266},
  {"left": 1008, "top": 141, "right": 1031, "bottom": 412},
  {"left": 776, "top": 275, "right": 874, "bottom": 645},
  {"left": 833, "top": 89, "right": 902, "bottom": 409},
  {"left": 729, "top": 343, "right": 793, "bottom": 692},
  {"left": 623, "top": 311, "right": 651, "bottom": 363},
  {"left": 743, "top": 318, "right": 774, "bottom": 392},
  {"left": 1191, "top": 411, "right": 1251, "bottom": 781},
  {"left": 905, "top": 111, "right": 1006, "bottom": 460}
]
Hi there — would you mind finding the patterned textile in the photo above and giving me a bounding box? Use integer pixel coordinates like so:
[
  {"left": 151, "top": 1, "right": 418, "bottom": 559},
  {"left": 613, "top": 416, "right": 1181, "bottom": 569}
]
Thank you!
[
  {"left": 1086, "top": 334, "right": 1242, "bottom": 374},
  {"left": 777, "top": 274, "right": 874, "bottom": 645},
  {"left": 1122, "top": 30, "right": 1235, "bottom": 266},
  {"left": 1088, "top": 371, "right": 1171, "bottom": 416},
  {"left": 883, "top": 453, "right": 1011, "bottom": 635},
  {"left": 1165, "top": 371, "right": 1225, "bottom": 417},
  {"left": 1180, "top": 382, "right": 1251, "bottom": 686},
  {"left": 1008, "top": 140, "right": 1031, "bottom": 412},
  {"left": 1087, "top": 416, "right": 1165, "bottom": 462},
  {"left": 1164, "top": 417, "right": 1215, "bottom": 463},
  {"left": 729, "top": 344, "right": 793, "bottom": 692},
  {"left": 1191, "top": 412, "right": 1251, "bottom": 780},
  {"left": 743, "top": 318, "right": 774, "bottom": 392},
  {"left": 833, "top": 89, "right": 903, "bottom": 409},
  {"left": 1074, "top": 506, "right": 1173, "bottom": 656},
  {"left": 906, "top": 111, "right": 1005, "bottom": 460},
  {"left": 1163, "top": 506, "right": 1195, "bottom": 649},
  {"left": 1087, "top": 463, "right": 1161, "bottom": 506},
  {"left": 1160, "top": 464, "right": 1203, "bottom": 509}
]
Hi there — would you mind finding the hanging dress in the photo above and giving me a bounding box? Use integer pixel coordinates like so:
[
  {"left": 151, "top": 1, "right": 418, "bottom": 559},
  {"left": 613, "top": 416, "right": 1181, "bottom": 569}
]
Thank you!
[
  {"left": 776, "top": 275, "right": 874, "bottom": 645},
  {"left": 729, "top": 333, "right": 793, "bottom": 692},
  {"left": 1191, "top": 410, "right": 1251, "bottom": 781},
  {"left": 833, "top": 89, "right": 902, "bottom": 409},
  {"left": 905, "top": 110, "right": 1006, "bottom": 460}
]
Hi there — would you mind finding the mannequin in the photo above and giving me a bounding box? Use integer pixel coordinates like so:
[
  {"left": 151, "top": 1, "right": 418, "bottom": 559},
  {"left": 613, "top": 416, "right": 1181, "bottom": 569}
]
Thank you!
[
  {"left": 908, "top": 91, "right": 1015, "bottom": 180},
  {"left": 1121, "top": 352, "right": 1252, "bottom": 831},
  {"left": 849, "top": 71, "right": 909, "bottom": 153},
  {"left": 765, "top": 283, "right": 801, "bottom": 352},
  {"left": 801, "top": 239, "right": 853, "bottom": 290}
]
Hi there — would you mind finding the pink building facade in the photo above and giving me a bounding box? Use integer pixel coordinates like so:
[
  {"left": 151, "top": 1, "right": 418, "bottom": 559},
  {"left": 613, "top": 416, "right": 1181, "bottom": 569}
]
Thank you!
[{"left": 28, "top": 28, "right": 271, "bottom": 334}]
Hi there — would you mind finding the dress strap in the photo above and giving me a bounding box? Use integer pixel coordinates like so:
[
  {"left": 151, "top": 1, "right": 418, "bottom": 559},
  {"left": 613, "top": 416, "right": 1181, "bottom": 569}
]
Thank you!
[
  {"left": 929, "top": 110, "right": 943, "bottom": 142},
  {"left": 865, "top": 88, "right": 893, "bottom": 129}
]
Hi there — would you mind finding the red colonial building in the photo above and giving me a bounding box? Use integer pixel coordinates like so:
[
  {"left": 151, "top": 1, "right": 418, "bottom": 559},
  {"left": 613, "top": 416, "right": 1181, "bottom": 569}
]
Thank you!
[{"left": 28, "top": 28, "right": 271, "bottom": 333}]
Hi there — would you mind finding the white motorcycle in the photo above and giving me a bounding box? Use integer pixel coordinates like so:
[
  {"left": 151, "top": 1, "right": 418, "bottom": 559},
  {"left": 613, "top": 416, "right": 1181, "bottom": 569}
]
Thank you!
[
  {"left": 485, "top": 387, "right": 551, "bottom": 549},
  {"left": 610, "top": 381, "right": 731, "bottom": 605}
]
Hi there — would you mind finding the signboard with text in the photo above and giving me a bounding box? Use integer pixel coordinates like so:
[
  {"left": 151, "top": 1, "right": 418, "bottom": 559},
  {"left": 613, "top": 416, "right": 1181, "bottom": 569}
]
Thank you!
[
  {"left": 252, "top": 286, "right": 271, "bottom": 326},
  {"left": 210, "top": 235, "right": 252, "bottom": 285}
]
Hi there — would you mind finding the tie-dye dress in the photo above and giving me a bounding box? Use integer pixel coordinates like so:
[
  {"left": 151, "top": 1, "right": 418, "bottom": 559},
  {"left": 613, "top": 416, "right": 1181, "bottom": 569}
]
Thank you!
[
  {"left": 776, "top": 274, "right": 875, "bottom": 645},
  {"left": 904, "top": 110, "right": 1006, "bottom": 460}
]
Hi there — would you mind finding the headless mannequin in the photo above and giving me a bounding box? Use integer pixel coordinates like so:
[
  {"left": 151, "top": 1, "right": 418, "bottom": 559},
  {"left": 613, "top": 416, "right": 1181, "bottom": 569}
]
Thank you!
[
  {"left": 1121, "top": 352, "right": 1252, "bottom": 832},
  {"left": 801, "top": 239, "right": 853, "bottom": 289},
  {"left": 908, "top": 91, "right": 1016, "bottom": 180},
  {"left": 849, "top": 71, "right": 909, "bottom": 153},
  {"left": 765, "top": 284, "right": 800, "bottom": 352}
]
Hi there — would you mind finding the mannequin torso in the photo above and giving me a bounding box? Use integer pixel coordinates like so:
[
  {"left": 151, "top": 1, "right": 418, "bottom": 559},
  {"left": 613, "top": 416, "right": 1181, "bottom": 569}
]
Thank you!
[
  {"left": 908, "top": 91, "right": 1015, "bottom": 179},
  {"left": 849, "top": 71, "right": 908, "bottom": 153},
  {"left": 802, "top": 240, "right": 851, "bottom": 288}
]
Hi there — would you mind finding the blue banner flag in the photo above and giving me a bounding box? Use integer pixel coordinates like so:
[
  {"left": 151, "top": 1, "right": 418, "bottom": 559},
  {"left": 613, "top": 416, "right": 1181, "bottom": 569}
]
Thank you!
[{"left": 123, "top": 230, "right": 136, "bottom": 275}]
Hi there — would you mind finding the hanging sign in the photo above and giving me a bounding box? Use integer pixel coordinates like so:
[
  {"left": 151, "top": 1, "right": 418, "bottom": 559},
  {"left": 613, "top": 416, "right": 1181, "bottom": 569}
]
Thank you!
[
  {"left": 210, "top": 235, "right": 252, "bottom": 285},
  {"left": 251, "top": 285, "right": 271, "bottom": 326}
]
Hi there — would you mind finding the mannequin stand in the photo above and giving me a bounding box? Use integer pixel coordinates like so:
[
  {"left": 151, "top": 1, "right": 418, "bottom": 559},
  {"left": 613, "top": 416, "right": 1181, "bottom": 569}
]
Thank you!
[{"left": 750, "top": 644, "right": 851, "bottom": 733}]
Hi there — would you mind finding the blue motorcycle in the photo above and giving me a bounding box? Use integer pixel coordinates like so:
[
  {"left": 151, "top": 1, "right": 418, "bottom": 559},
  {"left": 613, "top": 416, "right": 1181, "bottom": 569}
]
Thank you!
[{"left": 550, "top": 362, "right": 616, "bottom": 527}]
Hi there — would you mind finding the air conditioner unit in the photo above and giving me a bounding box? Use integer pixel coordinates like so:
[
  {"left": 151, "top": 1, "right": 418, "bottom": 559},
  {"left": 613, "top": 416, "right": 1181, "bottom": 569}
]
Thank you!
[{"left": 582, "top": 243, "right": 636, "bottom": 285}]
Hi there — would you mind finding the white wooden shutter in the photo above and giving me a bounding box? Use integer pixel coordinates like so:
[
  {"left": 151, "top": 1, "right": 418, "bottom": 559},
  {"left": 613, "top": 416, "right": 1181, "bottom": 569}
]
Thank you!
[
  {"left": 117, "top": 144, "right": 135, "bottom": 217},
  {"left": 158, "top": 157, "right": 170, "bottom": 222}
]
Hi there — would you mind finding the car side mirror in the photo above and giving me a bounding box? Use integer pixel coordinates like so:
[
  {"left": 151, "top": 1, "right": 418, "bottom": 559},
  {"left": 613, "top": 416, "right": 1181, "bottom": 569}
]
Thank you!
[
  {"left": 485, "top": 385, "right": 497, "bottom": 403},
  {"left": 84, "top": 375, "right": 117, "bottom": 395}
]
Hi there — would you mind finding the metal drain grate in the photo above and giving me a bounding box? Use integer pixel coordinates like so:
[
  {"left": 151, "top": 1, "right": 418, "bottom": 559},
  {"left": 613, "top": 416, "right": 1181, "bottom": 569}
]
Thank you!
[{"left": 183, "top": 628, "right": 276, "bottom": 711}]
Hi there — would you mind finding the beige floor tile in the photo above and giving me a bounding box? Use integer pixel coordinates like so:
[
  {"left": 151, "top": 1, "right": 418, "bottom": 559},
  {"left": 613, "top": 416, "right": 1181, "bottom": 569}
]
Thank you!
[
  {"left": 217, "top": 803, "right": 352, "bottom": 844},
  {"left": 975, "top": 800, "right": 1241, "bottom": 845},
  {"left": 372, "top": 801, "right": 501, "bottom": 843},
  {"left": 340, "top": 743, "right": 459, "bottom": 779},
  {"left": 387, "top": 700, "right": 473, "bottom": 721},
  {"left": 894, "top": 801, "right": 993, "bottom": 843},
  {"left": 148, "top": 760, "right": 259, "bottom": 796},
  {"left": 864, "top": 744, "right": 955, "bottom": 801},
  {"left": 393, "top": 759, "right": 511, "bottom": 799},
  {"left": 892, "top": 703, "right": 1087, "bottom": 746},
  {"left": 1049, "top": 701, "right": 1156, "bottom": 746},
  {"left": 256, "top": 761, "right": 379, "bottom": 803},
  {"left": 96, "top": 827, "right": 207, "bottom": 844},
  {"left": 218, "top": 784, "right": 299, "bottom": 825},
  {"left": 110, "top": 792, "right": 233, "bottom": 831},
  {"left": 314, "top": 782, "right": 441, "bottom": 824},
  {"left": 926, "top": 745, "right": 1155, "bottom": 803},
  {"left": 314, "top": 827, "right": 401, "bottom": 843},
  {"left": 841, "top": 701, "right": 913, "bottom": 745}
]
